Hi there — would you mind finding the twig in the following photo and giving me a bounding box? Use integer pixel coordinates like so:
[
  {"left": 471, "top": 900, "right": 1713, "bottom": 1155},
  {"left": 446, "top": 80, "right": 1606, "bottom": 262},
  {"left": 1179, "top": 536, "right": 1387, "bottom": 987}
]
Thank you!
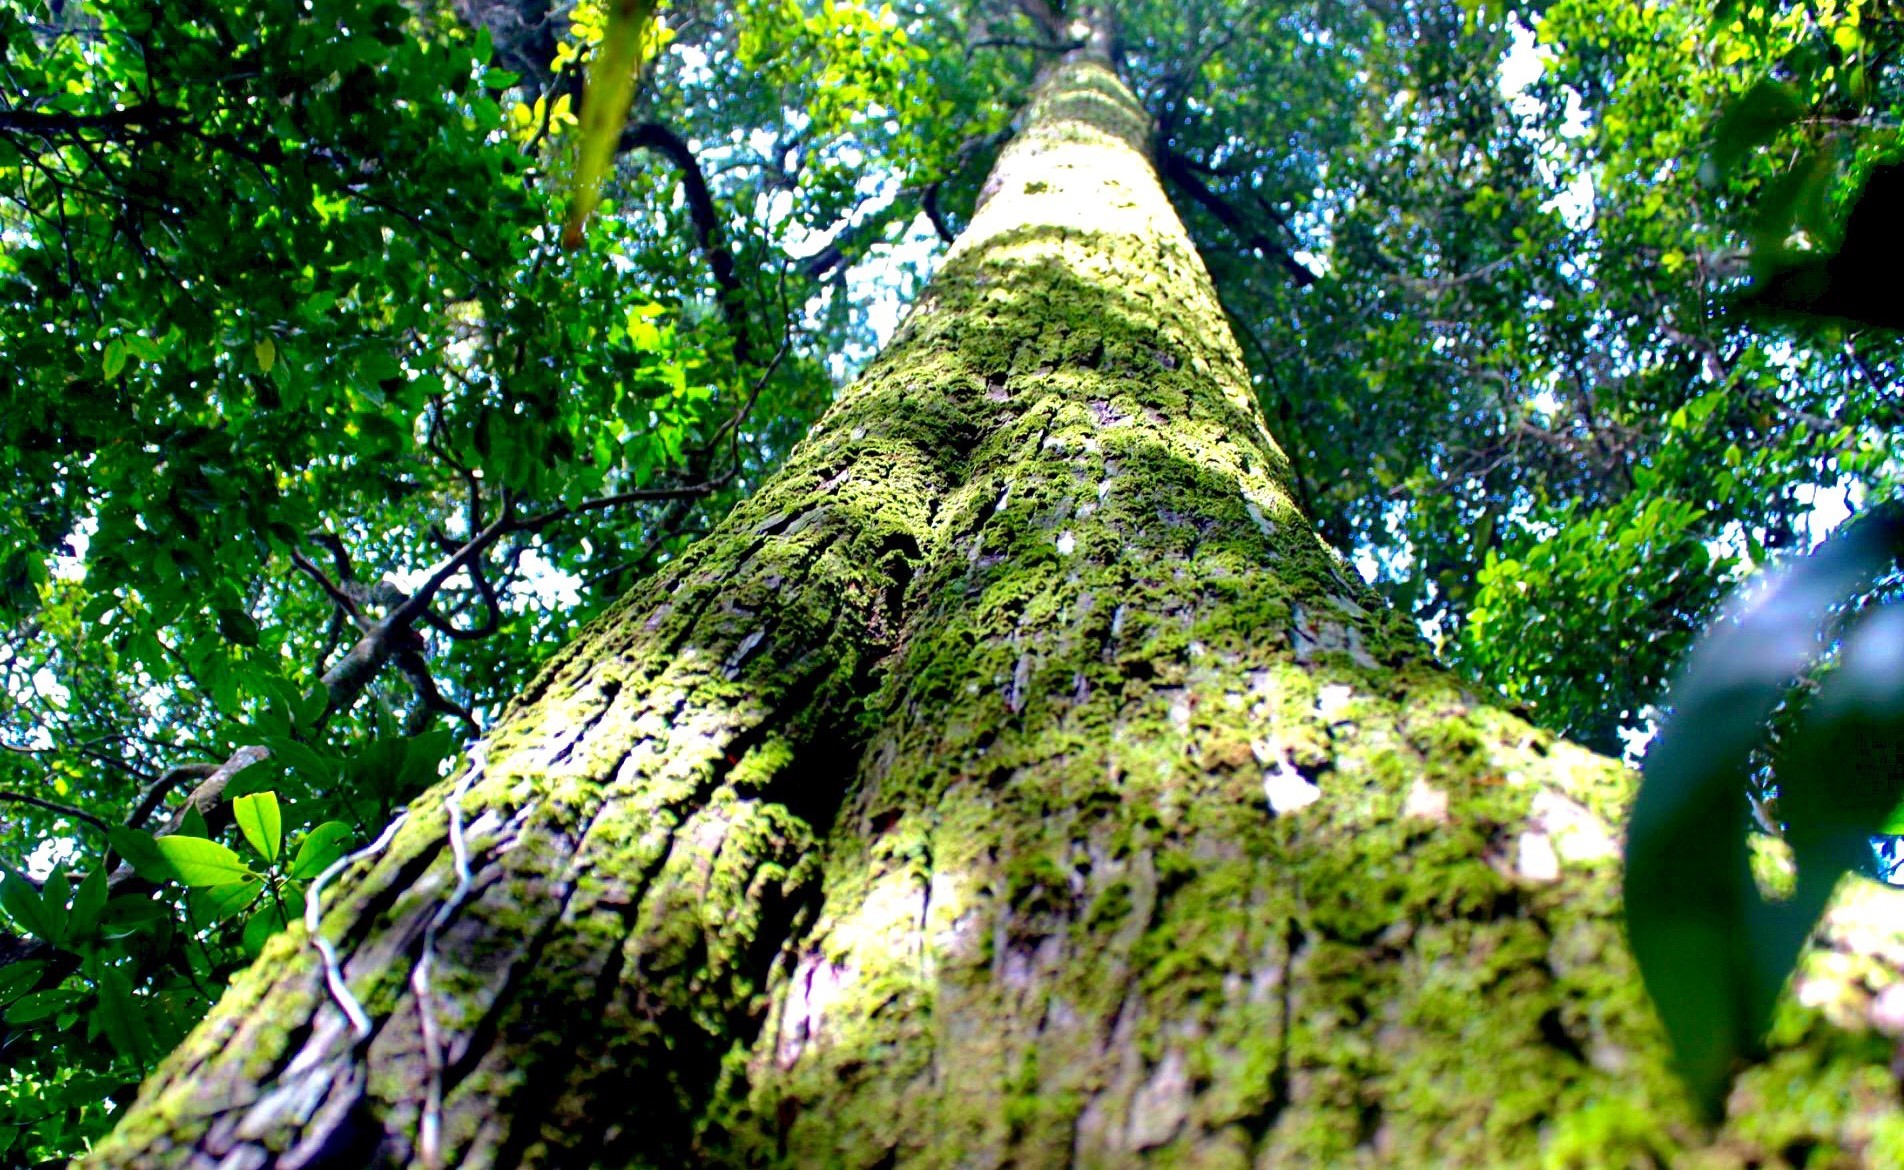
[
  {"left": 0, "top": 790, "right": 110, "bottom": 834},
  {"left": 290, "top": 548, "right": 364, "bottom": 620}
]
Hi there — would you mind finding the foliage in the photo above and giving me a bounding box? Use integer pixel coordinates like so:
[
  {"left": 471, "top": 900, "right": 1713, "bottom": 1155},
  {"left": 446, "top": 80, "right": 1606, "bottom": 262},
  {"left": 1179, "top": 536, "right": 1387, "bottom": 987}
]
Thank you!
[
  {"left": 1147, "top": 0, "right": 1903, "bottom": 756},
  {"left": 1626, "top": 503, "right": 1904, "bottom": 1116},
  {"left": 0, "top": 0, "right": 962, "bottom": 1156},
  {"left": 0, "top": 0, "right": 1899, "bottom": 1159}
]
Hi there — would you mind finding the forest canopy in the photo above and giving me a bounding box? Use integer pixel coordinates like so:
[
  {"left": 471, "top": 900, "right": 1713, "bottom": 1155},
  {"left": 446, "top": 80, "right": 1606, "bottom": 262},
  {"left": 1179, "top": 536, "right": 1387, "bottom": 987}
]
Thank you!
[{"left": 0, "top": 0, "right": 1899, "bottom": 1160}]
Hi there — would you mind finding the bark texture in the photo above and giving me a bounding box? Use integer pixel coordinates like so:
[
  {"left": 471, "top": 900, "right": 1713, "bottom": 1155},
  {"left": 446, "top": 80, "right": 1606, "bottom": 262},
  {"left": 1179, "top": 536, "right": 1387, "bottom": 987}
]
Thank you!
[{"left": 87, "top": 51, "right": 1904, "bottom": 1170}]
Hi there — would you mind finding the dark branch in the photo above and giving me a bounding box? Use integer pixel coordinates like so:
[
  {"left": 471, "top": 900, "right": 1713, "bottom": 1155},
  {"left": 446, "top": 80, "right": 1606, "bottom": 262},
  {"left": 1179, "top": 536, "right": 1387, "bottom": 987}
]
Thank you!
[
  {"left": 1012, "top": 0, "right": 1068, "bottom": 41},
  {"left": 125, "top": 763, "right": 220, "bottom": 831},
  {"left": 290, "top": 547, "right": 364, "bottom": 620},
  {"left": 0, "top": 104, "right": 179, "bottom": 139},
  {"left": 421, "top": 526, "right": 505, "bottom": 641},
  {"left": 617, "top": 121, "right": 757, "bottom": 371},
  {"left": 1156, "top": 146, "right": 1318, "bottom": 287},
  {"left": 967, "top": 33, "right": 1084, "bottom": 53},
  {"left": 512, "top": 480, "right": 726, "bottom": 535},
  {"left": 0, "top": 790, "right": 111, "bottom": 834},
  {"left": 922, "top": 184, "right": 956, "bottom": 245},
  {"left": 395, "top": 649, "right": 479, "bottom": 736}
]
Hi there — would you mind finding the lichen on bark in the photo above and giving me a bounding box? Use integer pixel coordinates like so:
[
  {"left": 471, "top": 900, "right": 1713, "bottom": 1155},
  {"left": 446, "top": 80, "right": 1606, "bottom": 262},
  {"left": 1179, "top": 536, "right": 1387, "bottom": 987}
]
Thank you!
[{"left": 86, "top": 41, "right": 1904, "bottom": 1170}]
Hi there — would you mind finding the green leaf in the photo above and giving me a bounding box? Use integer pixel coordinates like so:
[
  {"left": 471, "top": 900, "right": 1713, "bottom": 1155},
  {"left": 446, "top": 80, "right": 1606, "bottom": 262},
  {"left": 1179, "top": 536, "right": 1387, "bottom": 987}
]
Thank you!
[
  {"left": 233, "top": 791, "right": 283, "bottom": 863},
  {"left": 0, "top": 867, "right": 56, "bottom": 943},
  {"left": 289, "top": 821, "right": 354, "bottom": 879},
  {"left": 1625, "top": 504, "right": 1904, "bottom": 1117},
  {"left": 187, "top": 879, "right": 263, "bottom": 925},
  {"left": 66, "top": 868, "right": 108, "bottom": 947},
  {"left": 0, "top": 960, "right": 45, "bottom": 1005},
  {"left": 39, "top": 866, "right": 70, "bottom": 946},
  {"left": 217, "top": 606, "right": 261, "bottom": 648},
  {"left": 99, "top": 895, "right": 171, "bottom": 935},
  {"left": 108, "top": 827, "right": 178, "bottom": 884},
  {"left": 563, "top": 0, "right": 658, "bottom": 248},
  {"left": 178, "top": 805, "right": 210, "bottom": 839},
  {"left": 4, "top": 987, "right": 87, "bottom": 1026},
  {"left": 1703, "top": 79, "right": 1805, "bottom": 185},
  {"left": 400, "top": 728, "right": 456, "bottom": 791},
  {"left": 94, "top": 966, "right": 151, "bottom": 1066},
  {"left": 262, "top": 736, "right": 340, "bottom": 784},
  {"left": 102, "top": 338, "right": 128, "bottom": 378},
  {"left": 254, "top": 337, "right": 276, "bottom": 373},
  {"left": 293, "top": 688, "right": 330, "bottom": 734},
  {"left": 242, "top": 887, "right": 305, "bottom": 958},
  {"left": 152, "top": 837, "right": 255, "bottom": 887}
]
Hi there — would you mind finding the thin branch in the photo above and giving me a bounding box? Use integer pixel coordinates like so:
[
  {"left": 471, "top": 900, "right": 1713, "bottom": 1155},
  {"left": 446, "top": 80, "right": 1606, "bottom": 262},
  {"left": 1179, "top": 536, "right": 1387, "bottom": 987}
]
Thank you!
[
  {"left": 1156, "top": 146, "right": 1318, "bottom": 287},
  {"left": 124, "top": 763, "right": 220, "bottom": 831},
  {"left": 421, "top": 525, "right": 504, "bottom": 641},
  {"left": 290, "top": 547, "right": 364, "bottom": 620},
  {"left": 0, "top": 790, "right": 111, "bottom": 834},
  {"left": 0, "top": 103, "right": 179, "bottom": 139},
  {"left": 395, "top": 649, "right": 479, "bottom": 737},
  {"left": 510, "top": 480, "right": 727, "bottom": 536},
  {"left": 617, "top": 121, "right": 758, "bottom": 371},
  {"left": 967, "top": 33, "right": 1084, "bottom": 53},
  {"left": 383, "top": 501, "right": 518, "bottom": 635}
]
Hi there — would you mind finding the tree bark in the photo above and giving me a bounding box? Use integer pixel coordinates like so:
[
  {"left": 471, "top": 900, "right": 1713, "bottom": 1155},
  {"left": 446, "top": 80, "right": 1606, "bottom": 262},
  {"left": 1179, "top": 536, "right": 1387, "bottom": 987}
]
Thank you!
[{"left": 85, "top": 43, "right": 1904, "bottom": 1170}]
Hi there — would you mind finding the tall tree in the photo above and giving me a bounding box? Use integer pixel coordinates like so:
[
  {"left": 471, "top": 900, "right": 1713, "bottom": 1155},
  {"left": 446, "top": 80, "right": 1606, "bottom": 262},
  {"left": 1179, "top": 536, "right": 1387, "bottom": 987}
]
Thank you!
[{"left": 82, "top": 15, "right": 1904, "bottom": 1168}]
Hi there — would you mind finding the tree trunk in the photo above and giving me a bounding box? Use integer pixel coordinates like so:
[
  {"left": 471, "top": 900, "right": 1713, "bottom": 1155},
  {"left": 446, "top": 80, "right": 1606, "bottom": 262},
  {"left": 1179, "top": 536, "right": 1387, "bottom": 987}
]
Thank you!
[{"left": 86, "top": 42, "right": 1904, "bottom": 1170}]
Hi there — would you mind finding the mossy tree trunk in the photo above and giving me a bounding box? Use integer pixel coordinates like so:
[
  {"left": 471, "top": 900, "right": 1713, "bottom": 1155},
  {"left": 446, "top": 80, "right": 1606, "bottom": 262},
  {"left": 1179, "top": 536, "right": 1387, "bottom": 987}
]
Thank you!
[{"left": 87, "top": 35, "right": 1904, "bottom": 1170}]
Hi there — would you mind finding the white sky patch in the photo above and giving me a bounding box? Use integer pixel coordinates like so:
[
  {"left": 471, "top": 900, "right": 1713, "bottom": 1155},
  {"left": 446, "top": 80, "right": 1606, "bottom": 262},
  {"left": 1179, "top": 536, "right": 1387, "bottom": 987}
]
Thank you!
[
  {"left": 1499, "top": 24, "right": 1545, "bottom": 102},
  {"left": 509, "top": 547, "right": 584, "bottom": 612},
  {"left": 673, "top": 43, "right": 713, "bottom": 86},
  {"left": 1497, "top": 22, "right": 1593, "bottom": 226},
  {"left": 51, "top": 517, "right": 96, "bottom": 582},
  {"left": 1795, "top": 480, "right": 1859, "bottom": 545}
]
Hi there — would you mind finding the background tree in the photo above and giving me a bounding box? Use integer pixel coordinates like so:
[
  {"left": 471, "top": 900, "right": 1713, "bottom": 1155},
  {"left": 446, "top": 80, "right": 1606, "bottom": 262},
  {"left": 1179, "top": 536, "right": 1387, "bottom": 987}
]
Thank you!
[{"left": 0, "top": 0, "right": 1900, "bottom": 1162}]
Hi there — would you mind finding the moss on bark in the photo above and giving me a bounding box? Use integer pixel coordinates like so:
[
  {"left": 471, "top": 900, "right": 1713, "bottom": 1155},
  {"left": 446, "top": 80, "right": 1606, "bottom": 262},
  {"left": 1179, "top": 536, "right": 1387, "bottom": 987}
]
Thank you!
[{"left": 86, "top": 46, "right": 1904, "bottom": 1170}]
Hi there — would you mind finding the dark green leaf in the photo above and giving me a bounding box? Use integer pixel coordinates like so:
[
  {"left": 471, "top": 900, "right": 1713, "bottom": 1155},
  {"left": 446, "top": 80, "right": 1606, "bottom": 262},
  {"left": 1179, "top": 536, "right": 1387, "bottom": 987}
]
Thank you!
[
  {"left": 93, "top": 966, "right": 151, "bottom": 1067},
  {"left": 288, "top": 821, "right": 355, "bottom": 880},
  {"left": 0, "top": 867, "right": 56, "bottom": 943},
  {"left": 1626, "top": 503, "right": 1904, "bottom": 1116},
  {"left": 1703, "top": 80, "right": 1805, "bottom": 185},
  {"left": 4, "top": 987, "right": 88, "bottom": 1026},
  {"left": 0, "top": 959, "right": 45, "bottom": 1005},
  {"left": 108, "top": 827, "right": 179, "bottom": 884},
  {"left": 187, "top": 879, "right": 263, "bottom": 925},
  {"left": 65, "top": 868, "right": 108, "bottom": 948}
]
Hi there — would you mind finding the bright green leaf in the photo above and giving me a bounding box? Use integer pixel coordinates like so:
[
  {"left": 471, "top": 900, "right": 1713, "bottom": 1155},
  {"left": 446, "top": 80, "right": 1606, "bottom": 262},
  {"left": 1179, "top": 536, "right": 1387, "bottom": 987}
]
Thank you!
[
  {"left": 233, "top": 791, "right": 283, "bottom": 864},
  {"left": 152, "top": 837, "right": 254, "bottom": 887}
]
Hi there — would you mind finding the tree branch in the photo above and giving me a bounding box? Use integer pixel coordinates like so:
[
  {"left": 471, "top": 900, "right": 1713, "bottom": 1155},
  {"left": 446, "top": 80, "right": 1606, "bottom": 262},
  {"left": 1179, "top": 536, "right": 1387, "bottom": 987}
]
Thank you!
[
  {"left": 290, "top": 547, "right": 364, "bottom": 621},
  {"left": 617, "top": 121, "right": 758, "bottom": 371},
  {"left": 0, "top": 104, "right": 180, "bottom": 139},
  {"left": 421, "top": 526, "right": 505, "bottom": 641},
  {"left": 125, "top": 763, "right": 220, "bottom": 831},
  {"left": 1156, "top": 146, "right": 1317, "bottom": 287},
  {"left": 511, "top": 480, "right": 725, "bottom": 536},
  {"left": 0, "top": 790, "right": 111, "bottom": 834}
]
